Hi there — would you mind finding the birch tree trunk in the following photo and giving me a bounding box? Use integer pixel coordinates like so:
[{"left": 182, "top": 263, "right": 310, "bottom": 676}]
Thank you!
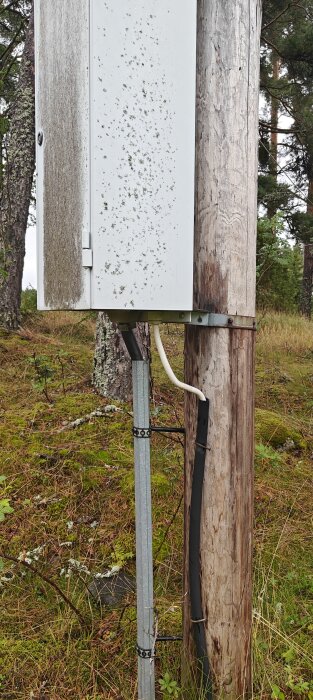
[
  {"left": 0, "top": 5, "right": 35, "bottom": 330},
  {"left": 93, "top": 314, "right": 150, "bottom": 401},
  {"left": 183, "top": 2, "right": 261, "bottom": 697}
]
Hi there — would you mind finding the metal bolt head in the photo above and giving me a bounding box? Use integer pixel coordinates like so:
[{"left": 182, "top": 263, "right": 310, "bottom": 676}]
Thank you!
[{"left": 37, "top": 131, "right": 44, "bottom": 146}]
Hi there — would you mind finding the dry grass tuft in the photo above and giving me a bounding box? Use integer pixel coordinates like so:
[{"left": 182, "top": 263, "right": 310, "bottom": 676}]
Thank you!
[{"left": 257, "top": 311, "right": 313, "bottom": 356}]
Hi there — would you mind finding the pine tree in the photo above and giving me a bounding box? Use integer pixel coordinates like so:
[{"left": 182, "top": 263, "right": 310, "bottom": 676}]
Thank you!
[
  {"left": 259, "top": 0, "right": 313, "bottom": 315},
  {"left": 282, "top": 2, "right": 313, "bottom": 315}
]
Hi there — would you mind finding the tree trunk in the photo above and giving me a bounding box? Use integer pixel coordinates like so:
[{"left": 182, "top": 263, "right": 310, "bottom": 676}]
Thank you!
[
  {"left": 300, "top": 180, "right": 313, "bottom": 318},
  {"left": 268, "top": 54, "right": 280, "bottom": 219},
  {"left": 0, "top": 5, "right": 35, "bottom": 330},
  {"left": 183, "top": 1, "right": 261, "bottom": 698},
  {"left": 301, "top": 244, "right": 313, "bottom": 318},
  {"left": 93, "top": 314, "right": 150, "bottom": 401}
]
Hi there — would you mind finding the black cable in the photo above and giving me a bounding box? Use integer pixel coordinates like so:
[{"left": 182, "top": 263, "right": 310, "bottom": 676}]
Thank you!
[
  {"left": 150, "top": 426, "right": 185, "bottom": 434},
  {"left": 189, "top": 398, "right": 212, "bottom": 700},
  {"left": 156, "top": 635, "right": 183, "bottom": 642},
  {"left": 120, "top": 328, "right": 143, "bottom": 361}
]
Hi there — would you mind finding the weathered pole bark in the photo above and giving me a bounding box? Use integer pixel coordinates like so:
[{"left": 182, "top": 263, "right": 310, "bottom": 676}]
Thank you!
[
  {"left": 0, "top": 5, "right": 35, "bottom": 330},
  {"left": 93, "top": 314, "right": 150, "bottom": 401},
  {"left": 300, "top": 180, "right": 313, "bottom": 318},
  {"left": 184, "top": 2, "right": 261, "bottom": 698}
]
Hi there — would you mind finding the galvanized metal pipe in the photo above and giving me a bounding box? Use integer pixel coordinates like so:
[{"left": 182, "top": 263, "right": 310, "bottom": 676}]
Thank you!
[{"left": 132, "top": 359, "right": 155, "bottom": 700}]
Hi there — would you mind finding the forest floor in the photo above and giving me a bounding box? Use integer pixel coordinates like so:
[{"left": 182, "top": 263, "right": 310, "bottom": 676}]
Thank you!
[{"left": 0, "top": 310, "right": 312, "bottom": 699}]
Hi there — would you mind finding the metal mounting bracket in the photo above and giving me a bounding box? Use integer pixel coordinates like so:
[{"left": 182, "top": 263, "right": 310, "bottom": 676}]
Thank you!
[{"left": 111, "top": 310, "right": 256, "bottom": 330}]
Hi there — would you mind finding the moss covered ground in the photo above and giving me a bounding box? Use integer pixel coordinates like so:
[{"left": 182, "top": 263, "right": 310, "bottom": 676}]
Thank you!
[{"left": 0, "top": 311, "right": 312, "bottom": 699}]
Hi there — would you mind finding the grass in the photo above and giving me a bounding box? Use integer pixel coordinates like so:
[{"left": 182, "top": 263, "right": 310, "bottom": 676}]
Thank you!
[{"left": 0, "top": 310, "right": 312, "bottom": 699}]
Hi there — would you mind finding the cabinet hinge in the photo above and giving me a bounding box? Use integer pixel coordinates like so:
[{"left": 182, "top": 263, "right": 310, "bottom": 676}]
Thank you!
[{"left": 82, "top": 248, "right": 93, "bottom": 268}]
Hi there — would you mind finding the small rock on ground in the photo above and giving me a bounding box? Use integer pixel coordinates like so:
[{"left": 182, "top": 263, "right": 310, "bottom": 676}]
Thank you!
[{"left": 88, "top": 571, "right": 135, "bottom": 607}]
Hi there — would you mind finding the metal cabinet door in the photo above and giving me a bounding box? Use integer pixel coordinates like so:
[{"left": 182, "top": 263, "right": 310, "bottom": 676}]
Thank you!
[
  {"left": 89, "top": 0, "right": 196, "bottom": 311},
  {"left": 35, "top": 0, "right": 91, "bottom": 310}
]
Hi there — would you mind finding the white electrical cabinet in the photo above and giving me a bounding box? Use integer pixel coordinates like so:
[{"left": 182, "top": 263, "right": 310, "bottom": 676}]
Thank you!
[{"left": 35, "top": 0, "right": 197, "bottom": 312}]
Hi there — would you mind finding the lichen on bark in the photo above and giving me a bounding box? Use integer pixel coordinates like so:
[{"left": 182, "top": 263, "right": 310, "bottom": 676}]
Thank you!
[
  {"left": 93, "top": 313, "right": 150, "bottom": 402},
  {"left": 0, "top": 7, "right": 35, "bottom": 330}
]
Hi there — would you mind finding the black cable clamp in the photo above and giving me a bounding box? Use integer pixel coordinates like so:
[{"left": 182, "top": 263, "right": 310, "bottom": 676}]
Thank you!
[
  {"left": 132, "top": 426, "right": 152, "bottom": 438},
  {"left": 150, "top": 426, "right": 185, "bottom": 435},
  {"left": 156, "top": 635, "right": 183, "bottom": 642},
  {"left": 137, "top": 645, "right": 153, "bottom": 659}
]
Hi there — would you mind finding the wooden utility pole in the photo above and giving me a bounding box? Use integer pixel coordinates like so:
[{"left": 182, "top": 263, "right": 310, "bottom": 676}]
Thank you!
[{"left": 184, "top": 2, "right": 262, "bottom": 698}]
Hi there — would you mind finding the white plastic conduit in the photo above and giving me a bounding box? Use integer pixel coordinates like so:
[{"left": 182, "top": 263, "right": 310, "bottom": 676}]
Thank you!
[{"left": 153, "top": 324, "right": 206, "bottom": 402}]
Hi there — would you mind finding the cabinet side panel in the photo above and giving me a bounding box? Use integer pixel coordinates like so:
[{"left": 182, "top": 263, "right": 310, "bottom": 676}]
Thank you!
[
  {"left": 35, "top": 0, "right": 90, "bottom": 309},
  {"left": 90, "top": 0, "right": 197, "bottom": 311}
]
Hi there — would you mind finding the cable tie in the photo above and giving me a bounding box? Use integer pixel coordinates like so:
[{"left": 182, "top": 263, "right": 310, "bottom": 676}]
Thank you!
[
  {"left": 195, "top": 442, "right": 210, "bottom": 450},
  {"left": 191, "top": 617, "right": 206, "bottom": 624}
]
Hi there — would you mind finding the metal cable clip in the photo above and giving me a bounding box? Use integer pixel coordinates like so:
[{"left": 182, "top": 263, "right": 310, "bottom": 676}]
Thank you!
[
  {"left": 137, "top": 645, "right": 154, "bottom": 659},
  {"left": 132, "top": 426, "right": 152, "bottom": 438}
]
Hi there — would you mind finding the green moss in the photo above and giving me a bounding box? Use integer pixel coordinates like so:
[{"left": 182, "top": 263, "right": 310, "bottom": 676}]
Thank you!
[
  {"left": 46, "top": 498, "right": 67, "bottom": 515},
  {"left": 255, "top": 408, "right": 306, "bottom": 449},
  {"left": 151, "top": 472, "right": 170, "bottom": 496},
  {"left": 54, "top": 394, "right": 97, "bottom": 417},
  {"left": 80, "top": 449, "right": 106, "bottom": 465},
  {"left": 119, "top": 469, "right": 170, "bottom": 498},
  {"left": 119, "top": 468, "right": 135, "bottom": 495},
  {"left": 0, "top": 638, "right": 47, "bottom": 671},
  {"left": 81, "top": 472, "right": 104, "bottom": 491},
  {"left": 94, "top": 449, "right": 111, "bottom": 462}
]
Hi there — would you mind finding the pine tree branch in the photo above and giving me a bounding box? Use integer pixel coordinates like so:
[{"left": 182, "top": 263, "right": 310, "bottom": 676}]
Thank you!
[
  {"left": 262, "top": 35, "right": 313, "bottom": 65},
  {"left": 262, "top": 86, "right": 304, "bottom": 140},
  {"left": 259, "top": 119, "right": 298, "bottom": 134},
  {"left": 261, "top": 36, "right": 285, "bottom": 61},
  {"left": 262, "top": 1, "right": 308, "bottom": 31},
  {"left": 0, "top": 22, "right": 23, "bottom": 68},
  {"left": 3, "top": 0, "right": 22, "bottom": 10},
  {"left": 0, "top": 54, "right": 19, "bottom": 87},
  {"left": 262, "top": 3, "right": 293, "bottom": 32},
  {"left": 2, "top": 0, "right": 27, "bottom": 20}
]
